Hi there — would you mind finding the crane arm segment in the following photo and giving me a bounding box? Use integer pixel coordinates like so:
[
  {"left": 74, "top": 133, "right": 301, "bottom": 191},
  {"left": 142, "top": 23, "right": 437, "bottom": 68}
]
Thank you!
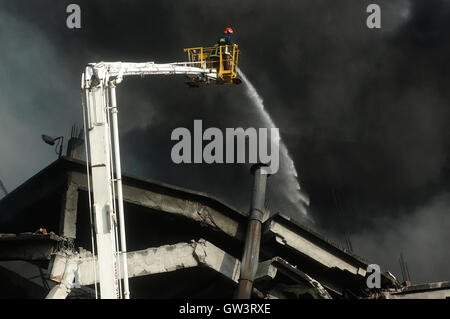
[
  {"left": 81, "top": 59, "right": 218, "bottom": 299},
  {"left": 83, "top": 62, "right": 217, "bottom": 88}
]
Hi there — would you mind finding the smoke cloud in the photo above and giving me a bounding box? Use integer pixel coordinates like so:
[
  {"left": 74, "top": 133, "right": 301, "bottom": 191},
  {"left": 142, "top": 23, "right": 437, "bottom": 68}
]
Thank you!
[{"left": 0, "top": 0, "right": 449, "bottom": 283}]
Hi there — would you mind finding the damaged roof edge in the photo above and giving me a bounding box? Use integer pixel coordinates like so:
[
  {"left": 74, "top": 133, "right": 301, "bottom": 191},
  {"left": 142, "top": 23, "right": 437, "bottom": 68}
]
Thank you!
[
  {"left": 0, "top": 156, "right": 399, "bottom": 288},
  {"left": 265, "top": 212, "right": 399, "bottom": 287},
  {"left": 40, "top": 157, "right": 246, "bottom": 219},
  {"left": 0, "top": 233, "right": 65, "bottom": 261}
]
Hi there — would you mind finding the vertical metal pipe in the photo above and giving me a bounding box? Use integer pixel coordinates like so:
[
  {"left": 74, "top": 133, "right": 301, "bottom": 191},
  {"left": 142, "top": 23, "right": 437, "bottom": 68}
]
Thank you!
[
  {"left": 109, "top": 84, "right": 130, "bottom": 299},
  {"left": 236, "top": 164, "right": 270, "bottom": 299}
]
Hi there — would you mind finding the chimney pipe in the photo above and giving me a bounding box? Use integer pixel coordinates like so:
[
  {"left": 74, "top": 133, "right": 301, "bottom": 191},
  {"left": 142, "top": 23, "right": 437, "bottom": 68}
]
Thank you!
[{"left": 235, "top": 164, "right": 270, "bottom": 299}]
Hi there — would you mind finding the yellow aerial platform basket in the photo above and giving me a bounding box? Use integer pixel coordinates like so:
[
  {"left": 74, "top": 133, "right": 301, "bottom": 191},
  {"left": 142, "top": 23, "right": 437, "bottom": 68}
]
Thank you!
[{"left": 184, "top": 44, "right": 241, "bottom": 86}]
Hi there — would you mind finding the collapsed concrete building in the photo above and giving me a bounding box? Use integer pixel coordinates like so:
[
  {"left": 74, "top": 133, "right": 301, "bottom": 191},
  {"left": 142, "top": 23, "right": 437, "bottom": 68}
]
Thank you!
[{"left": 0, "top": 142, "right": 449, "bottom": 299}]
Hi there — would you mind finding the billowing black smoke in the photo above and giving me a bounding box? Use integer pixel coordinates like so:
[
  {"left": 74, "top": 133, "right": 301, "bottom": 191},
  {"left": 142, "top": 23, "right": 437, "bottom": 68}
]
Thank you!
[{"left": 1, "top": 0, "right": 449, "bottom": 283}]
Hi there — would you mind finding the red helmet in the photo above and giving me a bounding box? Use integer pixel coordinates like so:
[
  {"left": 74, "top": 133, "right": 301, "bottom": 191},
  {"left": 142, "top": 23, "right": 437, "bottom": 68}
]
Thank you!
[{"left": 224, "top": 27, "right": 234, "bottom": 34}]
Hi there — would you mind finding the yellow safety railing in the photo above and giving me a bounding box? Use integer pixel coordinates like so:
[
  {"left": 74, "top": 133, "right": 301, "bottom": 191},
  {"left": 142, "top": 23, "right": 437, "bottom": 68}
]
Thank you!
[{"left": 184, "top": 44, "right": 239, "bottom": 84}]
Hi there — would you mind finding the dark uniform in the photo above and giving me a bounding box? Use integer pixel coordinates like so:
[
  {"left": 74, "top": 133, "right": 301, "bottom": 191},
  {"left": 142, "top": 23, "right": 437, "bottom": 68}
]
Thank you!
[
  {"left": 216, "top": 33, "right": 233, "bottom": 70},
  {"left": 218, "top": 34, "right": 233, "bottom": 47}
]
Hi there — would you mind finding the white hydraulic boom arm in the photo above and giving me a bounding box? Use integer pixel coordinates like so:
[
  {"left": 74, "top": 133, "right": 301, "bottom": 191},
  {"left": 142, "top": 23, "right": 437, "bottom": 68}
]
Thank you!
[{"left": 81, "top": 61, "right": 216, "bottom": 299}]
